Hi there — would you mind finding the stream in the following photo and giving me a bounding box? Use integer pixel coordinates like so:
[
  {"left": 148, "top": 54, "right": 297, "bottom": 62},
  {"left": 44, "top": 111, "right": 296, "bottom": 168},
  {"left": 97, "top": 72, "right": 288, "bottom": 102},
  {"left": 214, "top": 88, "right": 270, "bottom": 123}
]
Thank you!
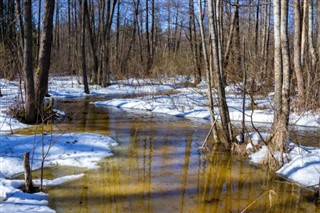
[{"left": 31, "top": 97, "right": 320, "bottom": 212}]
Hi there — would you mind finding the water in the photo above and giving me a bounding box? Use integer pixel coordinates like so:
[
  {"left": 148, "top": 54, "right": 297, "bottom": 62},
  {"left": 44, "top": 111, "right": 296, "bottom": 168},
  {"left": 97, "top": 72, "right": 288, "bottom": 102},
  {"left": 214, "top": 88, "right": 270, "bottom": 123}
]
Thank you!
[{"left": 34, "top": 98, "right": 319, "bottom": 212}]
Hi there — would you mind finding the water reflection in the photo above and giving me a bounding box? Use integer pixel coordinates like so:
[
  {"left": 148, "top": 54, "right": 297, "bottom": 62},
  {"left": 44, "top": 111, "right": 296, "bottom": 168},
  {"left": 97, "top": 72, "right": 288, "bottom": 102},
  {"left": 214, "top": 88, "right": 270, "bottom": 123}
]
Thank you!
[{"left": 45, "top": 99, "right": 319, "bottom": 212}]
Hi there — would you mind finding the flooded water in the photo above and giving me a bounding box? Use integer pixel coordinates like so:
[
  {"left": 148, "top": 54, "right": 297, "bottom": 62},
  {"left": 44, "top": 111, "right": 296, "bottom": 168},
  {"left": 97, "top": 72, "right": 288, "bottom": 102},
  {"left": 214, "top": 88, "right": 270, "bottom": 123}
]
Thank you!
[{"left": 33, "top": 98, "right": 319, "bottom": 212}]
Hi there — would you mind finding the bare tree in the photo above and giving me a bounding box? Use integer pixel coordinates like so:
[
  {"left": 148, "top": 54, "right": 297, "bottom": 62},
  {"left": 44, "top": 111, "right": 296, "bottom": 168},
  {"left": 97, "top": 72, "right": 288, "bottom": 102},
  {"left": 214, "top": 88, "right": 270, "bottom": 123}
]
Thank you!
[
  {"left": 307, "top": 0, "right": 317, "bottom": 86},
  {"left": 35, "top": 0, "right": 56, "bottom": 107},
  {"left": 197, "top": 0, "right": 219, "bottom": 144},
  {"left": 208, "top": 0, "right": 233, "bottom": 149},
  {"left": 188, "top": 0, "right": 201, "bottom": 85},
  {"left": 14, "top": 0, "right": 56, "bottom": 123},
  {"left": 22, "top": 0, "right": 36, "bottom": 123},
  {"left": 79, "top": 0, "right": 90, "bottom": 94},
  {"left": 83, "top": 0, "right": 99, "bottom": 84},
  {"left": 301, "top": 0, "right": 307, "bottom": 67},
  {"left": 293, "top": 0, "right": 304, "bottom": 100},
  {"left": 271, "top": 0, "right": 291, "bottom": 164}
]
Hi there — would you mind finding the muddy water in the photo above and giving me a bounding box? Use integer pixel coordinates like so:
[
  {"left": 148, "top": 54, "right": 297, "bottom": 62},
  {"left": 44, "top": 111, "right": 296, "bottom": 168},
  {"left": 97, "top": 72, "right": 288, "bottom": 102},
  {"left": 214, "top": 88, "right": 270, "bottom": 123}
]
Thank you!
[{"left": 39, "top": 98, "right": 319, "bottom": 212}]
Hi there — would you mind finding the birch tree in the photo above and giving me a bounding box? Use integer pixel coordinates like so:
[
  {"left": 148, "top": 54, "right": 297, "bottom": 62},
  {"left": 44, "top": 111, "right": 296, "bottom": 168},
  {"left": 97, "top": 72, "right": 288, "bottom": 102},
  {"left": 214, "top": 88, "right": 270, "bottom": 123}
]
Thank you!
[
  {"left": 208, "top": 0, "right": 233, "bottom": 149},
  {"left": 271, "top": 0, "right": 291, "bottom": 165},
  {"left": 293, "top": 0, "right": 304, "bottom": 100}
]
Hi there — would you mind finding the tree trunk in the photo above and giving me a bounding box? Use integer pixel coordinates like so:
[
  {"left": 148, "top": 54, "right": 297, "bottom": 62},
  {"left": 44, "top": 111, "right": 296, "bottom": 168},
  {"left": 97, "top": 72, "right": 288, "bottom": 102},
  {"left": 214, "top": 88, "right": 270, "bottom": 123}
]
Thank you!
[
  {"left": 36, "top": 0, "right": 42, "bottom": 64},
  {"left": 223, "top": 0, "right": 239, "bottom": 68},
  {"left": 208, "top": 0, "right": 233, "bottom": 149},
  {"left": 271, "top": 0, "right": 291, "bottom": 164},
  {"left": 198, "top": 0, "right": 218, "bottom": 142},
  {"left": 293, "top": 0, "right": 305, "bottom": 100},
  {"left": 23, "top": 0, "right": 36, "bottom": 123},
  {"left": 307, "top": 0, "right": 317, "bottom": 77},
  {"left": 280, "top": 0, "right": 291, "bottom": 128},
  {"left": 84, "top": 0, "right": 99, "bottom": 84},
  {"left": 301, "top": 0, "right": 307, "bottom": 66},
  {"left": 317, "top": 0, "right": 320, "bottom": 59},
  {"left": 189, "top": 0, "right": 201, "bottom": 85},
  {"left": 23, "top": 152, "right": 34, "bottom": 193},
  {"left": 35, "top": 0, "right": 55, "bottom": 110},
  {"left": 15, "top": 0, "right": 24, "bottom": 60},
  {"left": 100, "top": 0, "right": 117, "bottom": 87},
  {"left": 273, "top": 0, "right": 282, "bottom": 125},
  {"left": 80, "top": 0, "right": 90, "bottom": 94},
  {"left": 261, "top": 0, "right": 271, "bottom": 80}
]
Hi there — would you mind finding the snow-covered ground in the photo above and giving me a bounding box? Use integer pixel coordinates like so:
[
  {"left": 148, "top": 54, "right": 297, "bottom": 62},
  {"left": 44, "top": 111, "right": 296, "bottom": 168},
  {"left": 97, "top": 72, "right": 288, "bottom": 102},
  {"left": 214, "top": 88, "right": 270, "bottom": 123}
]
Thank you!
[
  {"left": 0, "top": 75, "right": 319, "bottom": 212},
  {"left": 0, "top": 133, "right": 117, "bottom": 212}
]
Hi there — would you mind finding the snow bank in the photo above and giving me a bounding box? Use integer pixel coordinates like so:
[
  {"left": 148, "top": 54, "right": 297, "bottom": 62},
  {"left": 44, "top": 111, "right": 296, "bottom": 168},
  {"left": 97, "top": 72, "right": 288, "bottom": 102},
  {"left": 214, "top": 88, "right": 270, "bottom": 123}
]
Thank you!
[
  {"left": 0, "top": 133, "right": 117, "bottom": 212},
  {"left": 277, "top": 142, "right": 320, "bottom": 188},
  {"left": 94, "top": 88, "right": 320, "bottom": 128},
  {"left": 246, "top": 134, "right": 320, "bottom": 189}
]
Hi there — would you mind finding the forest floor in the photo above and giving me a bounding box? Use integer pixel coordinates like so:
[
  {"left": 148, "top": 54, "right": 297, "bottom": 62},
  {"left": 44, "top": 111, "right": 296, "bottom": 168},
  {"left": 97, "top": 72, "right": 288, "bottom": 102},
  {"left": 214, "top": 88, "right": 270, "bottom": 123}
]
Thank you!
[{"left": 0, "top": 75, "right": 319, "bottom": 212}]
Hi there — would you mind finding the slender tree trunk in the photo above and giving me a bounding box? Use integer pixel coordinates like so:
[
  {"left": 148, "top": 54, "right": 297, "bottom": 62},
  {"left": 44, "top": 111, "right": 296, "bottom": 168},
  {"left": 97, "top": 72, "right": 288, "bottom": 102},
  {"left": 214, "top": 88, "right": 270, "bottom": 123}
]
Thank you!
[
  {"left": 35, "top": 0, "right": 55, "bottom": 110},
  {"left": 273, "top": 0, "right": 282, "bottom": 125},
  {"left": 307, "top": 0, "right": 317, "bottom": 74},
  {"left": 101, "top": 0, "right": 117, "bottom": 87},
  {"left": 23, "top": 0, "right": 36, "bottom": 123},
  {"left": 293, "top": 0, "right": 305, "bottom": 100},
  {"left": 280, "top": 0, "right": 291, "bottom": 128},
  {"left": 198, "top": 0, "right": 218, "bottom": 142},
  {"left": 15, "top": 0, "right": 24, "bottom": 60},
  {"left": 55, "top": 0, "right": 60, "bottom": 49},
  {"left": 261, "top": 0, "right": 270, "bottom": 79},
  {"left": 67, "top": 0, "right": 71, "bottom": 74},
  {"left": 208, "top": 0, "right": 233, "bottom": 149},
  {"left": 84, "top": 0, "right": 99, "bottom": 84},
  {"left": 23, "top": 152, "right": 34, "bottom": 193},
  {"left": 146, "top": 0, "right": 151, "bottom": 73},
  {"left": 36, "top": 0, "right": 42, "bottom": 64},
  {"left": 80, "top": 0, "right": 90, "bottom": 94},
  {"left": 317, "top": 0, "right": 320, "bottom": 59},
  {"left": 301, "top": 0, "right": 308, "bottom": 66},
  {"left": 271, "top": 0, "right": 291, "bottom": 164},
  {"left": 189, "top": 0, "right": 201, "bottom": 85},
  {"left": 254, "top": 0, "right": 260, "bottom": 55},
  {"left": 224, "top": 0, "right": 239, "bottom": 68}
]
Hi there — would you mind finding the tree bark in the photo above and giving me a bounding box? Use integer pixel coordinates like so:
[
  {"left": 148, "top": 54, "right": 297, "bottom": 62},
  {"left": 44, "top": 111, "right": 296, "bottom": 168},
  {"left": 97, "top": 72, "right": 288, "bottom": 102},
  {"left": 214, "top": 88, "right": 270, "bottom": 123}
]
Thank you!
[
  {"left": 197, "top": 0, "right": 218, "bottom": 143},
  {"left": 271, "top": 0, "right": 291, "bottom": 163},
  {"left": 84, "top": 0, "right": 99, "bottom": 84},
  {"left": 15, "top": 0, "right": 24, "bottom": 60},
  {"left": 301, "top": 0, "right": 307, "bottom": 66},
  {"left": 100, "top": 0, "right": 117, "bottom": 87},
  {"left": 35, "top": 0, "right": 55, "bottom": 109},
  {"left": 280, "top": 0, "right": 291, "bottom": 127},
  {"left": 23, "top": 152, "right": 34, "bottom": 193},
  {"left": 317, "top": 0, "right": 320, "bottom": 59},
  {"left": 273, "top": 0, "right": 282, "bottom": 125},
  {"left": 23, "top": 0, "right": 36, "bottom": 123},
  {"left": 80, "top": 0, "right": 90, "bottom": 94},
  {"left": 208, "top": 0, "right": 233, "bottom": 149},
  {"left": 293, "top": 0, "right": 305, "bottom": 100},
  {"left": 224, "top": 0, "right": 239, "bottom": 68},
  {"left": 307, "top": 0, "right": 317, "bottom": 77},
  {"left": 189, "top": 0, "right": 201, "bottom": 85}
]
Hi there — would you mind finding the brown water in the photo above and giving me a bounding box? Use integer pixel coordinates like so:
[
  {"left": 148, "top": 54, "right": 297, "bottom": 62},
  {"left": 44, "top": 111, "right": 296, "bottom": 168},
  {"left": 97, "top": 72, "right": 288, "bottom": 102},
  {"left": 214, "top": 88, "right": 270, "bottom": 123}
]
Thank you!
[{"left": 29, "top": 98, "right": 319, "bottom": 212}]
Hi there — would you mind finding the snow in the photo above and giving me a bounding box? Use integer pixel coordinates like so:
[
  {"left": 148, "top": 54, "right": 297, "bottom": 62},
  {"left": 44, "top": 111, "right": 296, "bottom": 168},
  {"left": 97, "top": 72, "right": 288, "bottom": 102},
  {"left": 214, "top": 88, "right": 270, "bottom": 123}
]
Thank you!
[
  {"left": 0, "top": 174, "right": 84, "bottom": 213},
  {"left": 0, "top": 133, "right": 117, "bottom": 212},
  {"left": 0, "top": 75, "right": 319, "bottom": 212},
  {"left": 248, "top": 136, "right": 320, "bottom": 188},
  {"left": 277, "top": 142, "right": 320, "bottom": 188},
  {"left": 93, "top": 86, "right": 320, "bottom": 128}
]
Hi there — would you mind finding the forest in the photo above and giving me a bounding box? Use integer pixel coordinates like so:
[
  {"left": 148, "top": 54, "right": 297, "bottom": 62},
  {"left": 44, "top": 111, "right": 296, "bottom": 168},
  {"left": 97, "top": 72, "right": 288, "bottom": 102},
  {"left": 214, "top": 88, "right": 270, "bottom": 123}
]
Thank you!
[{"left": 0, "top": 0, "right": 319, "bottom": 212}]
